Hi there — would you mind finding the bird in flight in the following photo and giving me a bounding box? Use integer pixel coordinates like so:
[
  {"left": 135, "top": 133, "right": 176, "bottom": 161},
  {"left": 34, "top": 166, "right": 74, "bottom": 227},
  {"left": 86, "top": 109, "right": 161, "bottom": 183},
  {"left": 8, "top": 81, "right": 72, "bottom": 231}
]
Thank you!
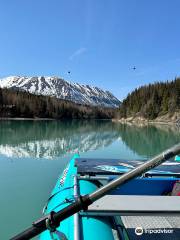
[
  {"left": 132, "top": 66, "right": 136, "bottom": 70},
  {"left": 68, "top": 71, "right": 71, "bottom": 74}
]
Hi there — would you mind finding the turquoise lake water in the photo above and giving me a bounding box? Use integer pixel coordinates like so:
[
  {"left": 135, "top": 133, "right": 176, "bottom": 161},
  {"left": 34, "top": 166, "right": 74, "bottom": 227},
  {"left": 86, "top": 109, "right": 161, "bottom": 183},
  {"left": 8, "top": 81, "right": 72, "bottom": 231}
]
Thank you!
[{"left": 0, "top": 120, "right": 179, "bottom": 239}]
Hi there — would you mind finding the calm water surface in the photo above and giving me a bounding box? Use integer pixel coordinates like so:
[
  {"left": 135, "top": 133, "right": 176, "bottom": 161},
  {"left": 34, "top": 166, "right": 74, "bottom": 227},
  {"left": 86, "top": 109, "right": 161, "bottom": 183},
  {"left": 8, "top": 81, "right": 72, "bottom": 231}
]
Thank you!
[{"left": 0, "top": 120, "right": 180, "bottom": 239}]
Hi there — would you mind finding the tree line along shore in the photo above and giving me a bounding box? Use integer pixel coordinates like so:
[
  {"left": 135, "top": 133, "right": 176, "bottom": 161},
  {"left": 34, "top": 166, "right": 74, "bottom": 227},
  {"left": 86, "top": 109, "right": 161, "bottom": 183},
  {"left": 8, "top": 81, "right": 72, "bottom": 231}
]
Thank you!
[
  {"left": 116, "top": 78, "right": 180, "bottom": 124},
  {"left": 0, "top": 88, "right": 115, "bottom": 119},
  {"left": 0, "top": 78, "right": 179, "bottom": 122}
]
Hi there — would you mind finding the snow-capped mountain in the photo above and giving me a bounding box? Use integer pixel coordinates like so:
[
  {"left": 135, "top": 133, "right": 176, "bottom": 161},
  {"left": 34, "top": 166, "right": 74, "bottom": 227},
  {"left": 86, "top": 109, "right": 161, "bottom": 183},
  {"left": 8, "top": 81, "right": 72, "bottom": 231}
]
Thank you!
[{"left": 0, "top": 76, "right": 120, "bottom": 108}]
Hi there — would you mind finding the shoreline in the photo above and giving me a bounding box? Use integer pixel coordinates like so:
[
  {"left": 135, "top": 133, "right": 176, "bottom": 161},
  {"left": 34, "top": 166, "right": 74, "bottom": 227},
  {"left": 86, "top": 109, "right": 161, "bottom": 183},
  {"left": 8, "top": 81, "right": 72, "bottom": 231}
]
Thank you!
[
  {"left": 0, "top": 117, "right": 55, "bottom": 121},
  {"left": 0, "top": 117, "right": 179, "bottom": 126},
  {"left": 112, "top": 119, "right": 179, "bottom": 126},
  {"left": 0, "top": 117, "right": 112, "bottom": 121},
  {"left": 112, "top": 112, "right": 180, "bottom": 126}
]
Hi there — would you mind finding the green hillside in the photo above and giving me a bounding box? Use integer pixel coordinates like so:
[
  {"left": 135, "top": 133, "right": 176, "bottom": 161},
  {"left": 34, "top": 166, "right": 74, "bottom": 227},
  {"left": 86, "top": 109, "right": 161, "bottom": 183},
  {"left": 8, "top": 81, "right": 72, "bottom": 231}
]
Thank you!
[
  {"left": 0, "top": 88, "right": 115, "bottom": 119},
  {"left": 118, "top": 78, "right": 180, "bottom": 120}
]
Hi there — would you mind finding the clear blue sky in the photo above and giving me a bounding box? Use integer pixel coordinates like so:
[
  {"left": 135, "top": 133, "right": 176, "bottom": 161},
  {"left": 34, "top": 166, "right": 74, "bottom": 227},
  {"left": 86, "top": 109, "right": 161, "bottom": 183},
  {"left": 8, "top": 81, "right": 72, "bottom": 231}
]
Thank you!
[{"left": 0, "top": 0, "right": 180, "bottom": 100}]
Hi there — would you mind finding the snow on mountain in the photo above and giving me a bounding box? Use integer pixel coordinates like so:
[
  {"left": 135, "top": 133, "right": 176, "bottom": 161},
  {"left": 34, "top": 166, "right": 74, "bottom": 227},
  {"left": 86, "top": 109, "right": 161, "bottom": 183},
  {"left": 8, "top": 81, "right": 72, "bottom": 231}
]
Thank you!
[{"left": 0, "top": 76, "right": 120, "bottom": 108}]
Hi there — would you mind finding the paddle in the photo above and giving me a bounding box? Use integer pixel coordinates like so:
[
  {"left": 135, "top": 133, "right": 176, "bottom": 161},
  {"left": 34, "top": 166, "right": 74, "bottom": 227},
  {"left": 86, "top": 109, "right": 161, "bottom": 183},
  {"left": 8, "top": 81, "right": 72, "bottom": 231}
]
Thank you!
[{"left": 11, "top": 143, "right": 180, "bottom": 240}]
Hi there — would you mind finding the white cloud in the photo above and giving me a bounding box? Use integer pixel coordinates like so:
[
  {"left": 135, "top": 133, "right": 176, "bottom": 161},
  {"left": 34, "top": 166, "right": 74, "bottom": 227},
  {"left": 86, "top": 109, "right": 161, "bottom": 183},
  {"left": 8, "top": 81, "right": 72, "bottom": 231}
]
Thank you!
[{"left": 69, "top": 47, "right": 87, "bottom": 61}]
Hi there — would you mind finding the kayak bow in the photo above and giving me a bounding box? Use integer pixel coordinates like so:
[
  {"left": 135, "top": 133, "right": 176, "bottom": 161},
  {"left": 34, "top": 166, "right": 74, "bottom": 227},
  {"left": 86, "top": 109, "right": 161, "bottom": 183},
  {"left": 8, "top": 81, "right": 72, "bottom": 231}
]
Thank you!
[{"left": 11, "top": 143, "right": 180, "bottom": 240}]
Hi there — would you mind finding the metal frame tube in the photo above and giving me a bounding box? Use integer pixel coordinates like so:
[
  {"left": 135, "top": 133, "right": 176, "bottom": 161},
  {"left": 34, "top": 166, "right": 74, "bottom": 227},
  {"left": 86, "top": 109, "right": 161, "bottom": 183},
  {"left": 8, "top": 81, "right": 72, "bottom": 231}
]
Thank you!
[{"left": 74, "top": 175, "right": 80, "bottom": 240}]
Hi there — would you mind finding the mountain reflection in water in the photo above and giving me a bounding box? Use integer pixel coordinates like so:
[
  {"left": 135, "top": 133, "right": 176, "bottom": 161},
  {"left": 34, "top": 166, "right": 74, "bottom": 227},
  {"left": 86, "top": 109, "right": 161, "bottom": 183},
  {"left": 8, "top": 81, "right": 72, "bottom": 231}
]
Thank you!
[{"left": 0, "top": 120, "right": 179, "bottom": 159}]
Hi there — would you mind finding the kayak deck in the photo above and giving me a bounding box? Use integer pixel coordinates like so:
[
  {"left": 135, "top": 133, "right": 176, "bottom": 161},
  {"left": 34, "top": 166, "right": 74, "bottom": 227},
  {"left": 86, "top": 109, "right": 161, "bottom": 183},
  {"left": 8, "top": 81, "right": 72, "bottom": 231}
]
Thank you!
[
  {"left": 81, "top": 195, "right": 180, "bottom": 216},
  {"left": 116, "top": 216, "right": 180, "bottom": 240},
  {"left": 75, "top": 157, "right": 180, "bottom": 240},
  {"left": 75, "top": 158, "right": 180, "bottom": 175},
  {"left": 40, "top": 155, "right": 180, "bottom": 240}
]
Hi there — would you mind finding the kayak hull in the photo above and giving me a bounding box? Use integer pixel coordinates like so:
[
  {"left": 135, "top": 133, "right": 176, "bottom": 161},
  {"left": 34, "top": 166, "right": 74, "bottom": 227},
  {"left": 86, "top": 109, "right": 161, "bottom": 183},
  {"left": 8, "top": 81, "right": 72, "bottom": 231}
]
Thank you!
[
  {"left": 40, "top": 154, "right": 114, "bottom": 240},
  {"left": 40, "top": 154, "right": 180, "bottom": 240}
]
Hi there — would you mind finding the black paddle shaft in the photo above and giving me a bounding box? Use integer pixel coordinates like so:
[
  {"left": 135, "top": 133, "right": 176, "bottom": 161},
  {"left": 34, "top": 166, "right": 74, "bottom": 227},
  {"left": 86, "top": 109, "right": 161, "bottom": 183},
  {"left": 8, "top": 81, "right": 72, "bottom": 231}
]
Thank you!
[
  {"left": 10, "top": 195, "right": 92, "bottom": 240},
  {"left": 11, "top": 143, "right": 180, "bottom": 240}
]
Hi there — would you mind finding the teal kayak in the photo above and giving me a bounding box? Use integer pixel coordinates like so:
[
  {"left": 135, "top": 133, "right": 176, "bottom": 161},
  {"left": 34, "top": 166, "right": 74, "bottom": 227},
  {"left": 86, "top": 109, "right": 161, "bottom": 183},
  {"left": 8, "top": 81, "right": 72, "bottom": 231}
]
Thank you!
[
  {"left": 10, "top": 144, "right": 180, "bottom": 240},
  {"left": 39, "top": 154, "right": 180, "bottom": 240},
  {"left": 40, "top": 154, "right": 114, "bottom": 240},
  {"left": 175, "top": 155, "right": 180, "bottom": 161}
]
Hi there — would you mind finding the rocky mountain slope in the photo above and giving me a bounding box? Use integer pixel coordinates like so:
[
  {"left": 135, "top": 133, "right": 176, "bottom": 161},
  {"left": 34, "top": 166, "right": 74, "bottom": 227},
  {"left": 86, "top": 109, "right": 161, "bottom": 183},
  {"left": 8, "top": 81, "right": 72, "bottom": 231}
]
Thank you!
[{"left": 0, "top": 76, "right": 120, "bottom": 108}]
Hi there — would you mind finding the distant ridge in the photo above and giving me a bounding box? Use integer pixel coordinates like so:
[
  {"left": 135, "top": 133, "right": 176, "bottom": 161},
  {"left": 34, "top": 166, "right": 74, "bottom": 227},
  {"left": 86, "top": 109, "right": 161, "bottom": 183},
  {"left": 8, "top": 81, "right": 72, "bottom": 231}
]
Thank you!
[{"left": 0, "top": 76, "right": 120, "bottom": 108}]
